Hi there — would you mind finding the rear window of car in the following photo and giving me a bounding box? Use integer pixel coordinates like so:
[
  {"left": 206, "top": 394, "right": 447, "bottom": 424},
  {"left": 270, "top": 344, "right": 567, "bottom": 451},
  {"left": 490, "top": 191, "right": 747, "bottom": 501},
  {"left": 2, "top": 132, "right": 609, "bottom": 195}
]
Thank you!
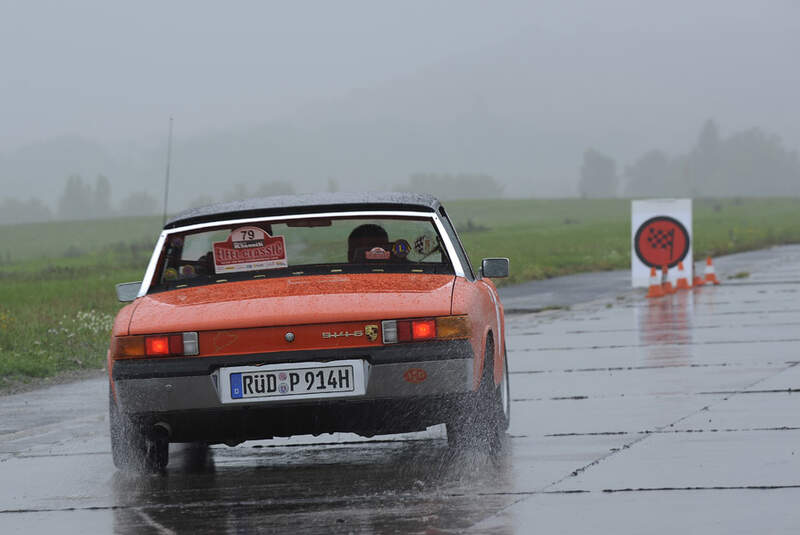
[{"left": 148, "top": 215, "right": 453, "bottom": 293}]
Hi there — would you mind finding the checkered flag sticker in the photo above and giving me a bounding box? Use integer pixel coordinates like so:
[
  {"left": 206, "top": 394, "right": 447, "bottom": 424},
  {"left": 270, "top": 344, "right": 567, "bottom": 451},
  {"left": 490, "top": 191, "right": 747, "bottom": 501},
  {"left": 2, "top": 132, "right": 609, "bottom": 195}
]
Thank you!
[{"left": 647, "top": 228, "right": 675, "bottom": 259}]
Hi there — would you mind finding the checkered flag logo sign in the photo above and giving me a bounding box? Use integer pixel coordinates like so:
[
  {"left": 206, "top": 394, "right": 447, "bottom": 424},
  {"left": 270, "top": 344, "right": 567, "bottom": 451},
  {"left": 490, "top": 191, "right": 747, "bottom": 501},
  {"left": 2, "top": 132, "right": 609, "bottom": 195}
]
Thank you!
[
  {"left": 647, "top": 227, "right": 675, "bottom": 260},
  {"left": 634, "top": 216, "right": 690, "bottom": 269}
]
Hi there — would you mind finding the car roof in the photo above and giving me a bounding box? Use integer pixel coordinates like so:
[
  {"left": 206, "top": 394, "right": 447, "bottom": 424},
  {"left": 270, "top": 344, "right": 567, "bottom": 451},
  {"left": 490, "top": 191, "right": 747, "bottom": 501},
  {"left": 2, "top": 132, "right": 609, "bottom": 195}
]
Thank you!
[{"left": 164, "top": 192, "right": 442, "bottom": 229}]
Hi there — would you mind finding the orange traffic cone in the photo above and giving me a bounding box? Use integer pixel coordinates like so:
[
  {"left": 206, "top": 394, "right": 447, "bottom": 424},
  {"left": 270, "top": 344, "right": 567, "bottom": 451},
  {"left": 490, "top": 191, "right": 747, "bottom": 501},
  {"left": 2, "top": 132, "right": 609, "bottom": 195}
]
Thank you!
[
  {"left": 675, "top": 262, "right": 691, "bottom": 290},
  {"left": 661, "top": 265, "right": 675, "bottom": 294},
  {"left": 692, "top": 261, "right": 705, "bottom": 287},
  {"left": 704, "top": 256, "right": 720, "bottom": 285},
  {"left": 646, "top": 267, "right": 665, "bottom": 298}
]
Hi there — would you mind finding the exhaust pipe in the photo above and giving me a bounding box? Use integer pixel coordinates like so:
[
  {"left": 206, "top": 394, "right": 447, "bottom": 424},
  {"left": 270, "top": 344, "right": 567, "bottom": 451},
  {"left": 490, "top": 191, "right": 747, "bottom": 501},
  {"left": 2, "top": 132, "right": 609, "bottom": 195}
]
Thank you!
[{"left": 153, "top": 422, "right": 172, "bottom": 440}]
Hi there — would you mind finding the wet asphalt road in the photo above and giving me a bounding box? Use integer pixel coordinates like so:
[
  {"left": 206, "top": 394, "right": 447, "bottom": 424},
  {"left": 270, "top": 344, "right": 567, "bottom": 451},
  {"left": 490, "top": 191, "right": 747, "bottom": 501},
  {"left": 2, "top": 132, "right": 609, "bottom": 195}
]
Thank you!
[{"left": 3, "top": 246, "right": 800, "bottom": 533}]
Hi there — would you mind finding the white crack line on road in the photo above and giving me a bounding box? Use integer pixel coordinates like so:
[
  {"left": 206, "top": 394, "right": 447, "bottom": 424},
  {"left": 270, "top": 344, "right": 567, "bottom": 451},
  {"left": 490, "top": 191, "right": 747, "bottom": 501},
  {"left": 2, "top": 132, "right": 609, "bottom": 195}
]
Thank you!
[
  {"left": 0, "top": 412, "right": 106, "bottom": 462},
  {"left": 467, "top": 360, "right": 800, "bottom": 530},
  {"left": 13, "top": 451, "right": 110, "bottom": 459},
  {"left": 134, "top": 508, "right": 178, "bottom": 535},
  {"left": 0, "top": 412, "right": 105, "bottom": 444}
]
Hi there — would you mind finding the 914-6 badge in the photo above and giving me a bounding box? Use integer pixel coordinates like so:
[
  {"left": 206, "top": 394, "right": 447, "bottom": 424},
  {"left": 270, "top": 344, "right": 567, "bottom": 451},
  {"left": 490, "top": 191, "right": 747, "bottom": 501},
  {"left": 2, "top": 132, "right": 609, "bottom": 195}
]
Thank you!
[
  {"left": 320, "top": 325, "right": 379, "bottom": 341},
  {"left": 364, "top": 324, "right": 379, "bottom": 342},
  {"left": 322, "top": 330, "right": 363, "bottom": 339}
]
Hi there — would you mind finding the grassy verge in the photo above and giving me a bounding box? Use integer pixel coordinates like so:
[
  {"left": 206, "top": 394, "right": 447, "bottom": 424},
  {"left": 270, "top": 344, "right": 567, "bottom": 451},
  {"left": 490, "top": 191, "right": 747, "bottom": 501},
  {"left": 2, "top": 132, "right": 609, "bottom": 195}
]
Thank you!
[
  {"left": 0, "top": 253, "right": 148, "bottom": 390},
  {"left": 2, "top": 197, "right": 800, "bottom": 387},
  {"left": 0, "top": 215, "right": 161, "bottom": 263}
]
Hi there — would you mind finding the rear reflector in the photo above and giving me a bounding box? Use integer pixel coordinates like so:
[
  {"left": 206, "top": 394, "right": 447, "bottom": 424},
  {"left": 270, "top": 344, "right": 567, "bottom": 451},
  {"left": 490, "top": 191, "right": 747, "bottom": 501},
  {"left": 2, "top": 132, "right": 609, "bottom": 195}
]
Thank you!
[
  {"left": 182, "top": 332, "right": 199, "bottom": 355},
  {"left": 397, "top": 320, "right": 413, "bottom": 342},
  {"left": 168, "top": 334, "right": 183, "bottom": 355},
  {"left": 381, "top": 320, "right": 398, "bottom": 344}
]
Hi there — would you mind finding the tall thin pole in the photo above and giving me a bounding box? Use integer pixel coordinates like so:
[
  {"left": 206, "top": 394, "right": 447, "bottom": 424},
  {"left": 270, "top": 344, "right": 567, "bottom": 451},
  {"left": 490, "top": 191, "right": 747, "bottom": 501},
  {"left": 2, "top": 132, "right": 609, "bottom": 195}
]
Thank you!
[{"left": 162, "top": 116, "right": 174, "bottom": 226}]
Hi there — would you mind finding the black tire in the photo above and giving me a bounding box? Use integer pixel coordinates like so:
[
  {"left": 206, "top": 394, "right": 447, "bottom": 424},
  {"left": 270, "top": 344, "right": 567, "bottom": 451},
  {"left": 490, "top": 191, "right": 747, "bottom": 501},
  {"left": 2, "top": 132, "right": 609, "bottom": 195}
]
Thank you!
[
  {"left": 109, "top": 388, "right": 169, "bottom": 472},
  {"left": 447, "top": 338, "right": 510, "bottom": 452},
  {"left": 500, "top": 348, "right": 511, "bottom": 431}
]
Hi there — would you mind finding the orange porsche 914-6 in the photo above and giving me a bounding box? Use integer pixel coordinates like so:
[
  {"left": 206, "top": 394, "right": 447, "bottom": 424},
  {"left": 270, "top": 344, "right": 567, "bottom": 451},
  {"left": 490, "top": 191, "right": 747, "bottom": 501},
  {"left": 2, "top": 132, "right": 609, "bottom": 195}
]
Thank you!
[{"left": 108, "top": 193, "right": 510, "bottom": 470}]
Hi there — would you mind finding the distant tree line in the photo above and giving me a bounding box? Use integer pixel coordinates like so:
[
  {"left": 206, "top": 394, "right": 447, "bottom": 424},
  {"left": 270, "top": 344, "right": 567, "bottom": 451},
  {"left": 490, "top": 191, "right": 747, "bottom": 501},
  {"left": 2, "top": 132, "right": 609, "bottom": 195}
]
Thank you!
[
  {"left": 579, "top": 120, "right": 800, "bottom": 198},
  {"left": 0, "top": 197, "right": 52, "bottom": 225},
  {"left": 578, "top": 150, "right": 617, "bottom": 199},
  {"left": 188, "top": 180, "right": 298, "bottom": 209},
  {"left": 57, "top": 175, "right": 159, "bottom": 220},
  {"left": 0, "top": 174, "right": 159, "bottom": 225},
  {"left": 394, "top": 173, "right": 504, "bottom": 200},
  {"left": 1, "top": 176, "right": 306, "bottom": 226}
]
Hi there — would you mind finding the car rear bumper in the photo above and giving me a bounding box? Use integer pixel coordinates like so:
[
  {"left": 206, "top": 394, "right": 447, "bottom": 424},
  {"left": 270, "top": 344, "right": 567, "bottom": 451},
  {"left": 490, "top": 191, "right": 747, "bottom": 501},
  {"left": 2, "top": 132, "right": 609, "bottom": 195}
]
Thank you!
[
  {"left": 118, "top": 394, "right": 472, "bottom": 443},
  {"left": 111, "top": 340, "right": 474, "bottom": 441},
  {"left": 115, "top": 357, "right": 472, "bottom": 412}
]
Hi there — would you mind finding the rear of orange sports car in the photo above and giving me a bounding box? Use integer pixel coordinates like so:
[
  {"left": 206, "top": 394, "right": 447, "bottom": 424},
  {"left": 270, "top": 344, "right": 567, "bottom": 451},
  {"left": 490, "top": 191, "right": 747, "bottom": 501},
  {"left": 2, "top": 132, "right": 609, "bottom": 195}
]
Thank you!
[{"left": 108, "top": 193, "right": 509, "bottom": 471}]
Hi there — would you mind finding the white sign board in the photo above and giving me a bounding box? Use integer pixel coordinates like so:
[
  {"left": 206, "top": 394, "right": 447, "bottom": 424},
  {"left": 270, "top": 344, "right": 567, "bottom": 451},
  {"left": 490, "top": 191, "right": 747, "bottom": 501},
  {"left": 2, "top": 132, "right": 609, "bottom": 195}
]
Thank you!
[{"left": 631, "top": 199, "right": 692, "bottom": 288}]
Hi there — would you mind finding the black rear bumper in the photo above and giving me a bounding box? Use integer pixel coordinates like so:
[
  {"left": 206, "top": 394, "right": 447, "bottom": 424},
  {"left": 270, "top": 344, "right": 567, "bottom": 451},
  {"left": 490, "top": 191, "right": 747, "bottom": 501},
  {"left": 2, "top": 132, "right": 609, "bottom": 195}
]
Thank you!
[{"left": 128, "top": 393, "right": 471, "bottom": 444}]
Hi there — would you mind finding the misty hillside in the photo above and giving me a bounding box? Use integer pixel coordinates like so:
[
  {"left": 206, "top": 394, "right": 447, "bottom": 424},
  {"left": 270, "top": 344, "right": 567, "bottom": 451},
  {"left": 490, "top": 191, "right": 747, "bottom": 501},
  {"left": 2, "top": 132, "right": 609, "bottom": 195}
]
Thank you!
[
  {"left": 167, "top": 20, "right": 800, "bottom": 204},
  {"left": 0, "top": 136, "right": 164, "bottom": 208},
  {"left": 2, "top": 15, "right": 798, "bottom": 211},
  {"left": 1, "top": 136, "right": 118, "bottom": 203}
]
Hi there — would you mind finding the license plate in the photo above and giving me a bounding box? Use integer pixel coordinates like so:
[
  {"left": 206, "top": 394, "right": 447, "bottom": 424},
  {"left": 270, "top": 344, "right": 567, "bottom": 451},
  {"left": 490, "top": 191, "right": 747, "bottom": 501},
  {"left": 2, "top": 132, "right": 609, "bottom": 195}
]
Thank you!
[{"left": 219, "top": 360, "right": 368, "bottom": 404}]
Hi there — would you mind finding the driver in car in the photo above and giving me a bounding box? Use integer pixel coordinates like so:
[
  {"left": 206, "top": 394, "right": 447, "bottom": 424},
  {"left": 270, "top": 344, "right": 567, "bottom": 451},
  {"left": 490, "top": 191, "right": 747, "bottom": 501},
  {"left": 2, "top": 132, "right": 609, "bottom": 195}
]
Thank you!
[{"left": 348, "top": 224, "right": 391, "bottom": 263}]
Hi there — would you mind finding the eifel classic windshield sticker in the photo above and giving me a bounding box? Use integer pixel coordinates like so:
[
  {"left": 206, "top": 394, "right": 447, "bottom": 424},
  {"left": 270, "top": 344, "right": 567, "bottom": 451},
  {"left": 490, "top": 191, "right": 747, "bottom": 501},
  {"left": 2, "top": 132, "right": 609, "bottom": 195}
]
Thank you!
[
  {"left": 213, "top": 226, "right": 288, "bottom": 274},
  {"left": 365, "top": 246, "right": 390, "bottom": 260}
]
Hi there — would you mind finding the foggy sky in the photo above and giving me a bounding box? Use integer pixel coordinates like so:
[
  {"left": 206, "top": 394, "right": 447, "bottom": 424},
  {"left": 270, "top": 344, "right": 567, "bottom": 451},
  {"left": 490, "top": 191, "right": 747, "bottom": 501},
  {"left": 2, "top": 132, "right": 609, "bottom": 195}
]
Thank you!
[{"left": 1, "top": 0, "right": 799, "bottom": 207}]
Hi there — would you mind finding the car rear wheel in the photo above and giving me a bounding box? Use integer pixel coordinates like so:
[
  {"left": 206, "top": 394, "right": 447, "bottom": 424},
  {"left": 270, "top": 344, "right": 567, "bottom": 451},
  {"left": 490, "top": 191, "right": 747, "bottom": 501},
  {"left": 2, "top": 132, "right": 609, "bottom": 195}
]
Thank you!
[
  {"left": 447, "top": 338, "right": 509, "bottom": 452},
  {"left": 498, "top": 348, "right": 510, "bottom": 431},
  {"left": 109, "top": 388, "right": 169, "bottom": 472}
]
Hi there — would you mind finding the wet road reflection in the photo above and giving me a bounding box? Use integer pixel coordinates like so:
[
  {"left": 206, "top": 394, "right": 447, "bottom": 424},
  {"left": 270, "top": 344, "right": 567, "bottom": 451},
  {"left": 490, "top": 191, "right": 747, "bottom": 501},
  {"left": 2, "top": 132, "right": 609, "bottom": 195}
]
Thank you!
[
  {"left": 111, "top": 438, "right": 515, "bottom": 534},
  {"left": 638, "top": 290, "right": 693, "bottom": 365}
]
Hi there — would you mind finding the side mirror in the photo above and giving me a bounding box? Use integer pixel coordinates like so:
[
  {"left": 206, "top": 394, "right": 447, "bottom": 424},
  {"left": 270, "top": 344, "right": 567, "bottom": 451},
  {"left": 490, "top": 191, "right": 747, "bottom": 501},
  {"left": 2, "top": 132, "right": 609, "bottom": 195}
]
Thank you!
[
  {"left": 116, "top": 281, "right": 142, "bottom": 302},
  {"left": 481, "top": 258, "right": 509, "bottom": 279}
]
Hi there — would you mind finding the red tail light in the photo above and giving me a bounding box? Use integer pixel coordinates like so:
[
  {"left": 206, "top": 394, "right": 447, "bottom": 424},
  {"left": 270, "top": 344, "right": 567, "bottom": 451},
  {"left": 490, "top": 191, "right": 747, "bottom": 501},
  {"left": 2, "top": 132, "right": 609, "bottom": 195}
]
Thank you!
[
  {"left": 381, "top": 316, "right": 469, "bottom": 344},
  {"left": 411, "top": 319, "right": 436, "bottom": 340},
  {"left": 113, "top": 332, "right": 198, "bottom": 359},
  {"left": 146, "top": 334, "right": 184, "bottom": 356},
  {"left": 146, "top": 336, "right": 170, "bottom": 356}
]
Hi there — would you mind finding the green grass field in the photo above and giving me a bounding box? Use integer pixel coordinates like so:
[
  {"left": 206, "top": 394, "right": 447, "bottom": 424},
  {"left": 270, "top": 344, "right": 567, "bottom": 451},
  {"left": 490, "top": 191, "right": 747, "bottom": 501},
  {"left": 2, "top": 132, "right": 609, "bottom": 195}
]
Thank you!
[
  {"left": 2, "top": 197, "right": 800, "bottom": 387},
  {"left": 448, "top": 197, "right": 800, "bottom": 283}
]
